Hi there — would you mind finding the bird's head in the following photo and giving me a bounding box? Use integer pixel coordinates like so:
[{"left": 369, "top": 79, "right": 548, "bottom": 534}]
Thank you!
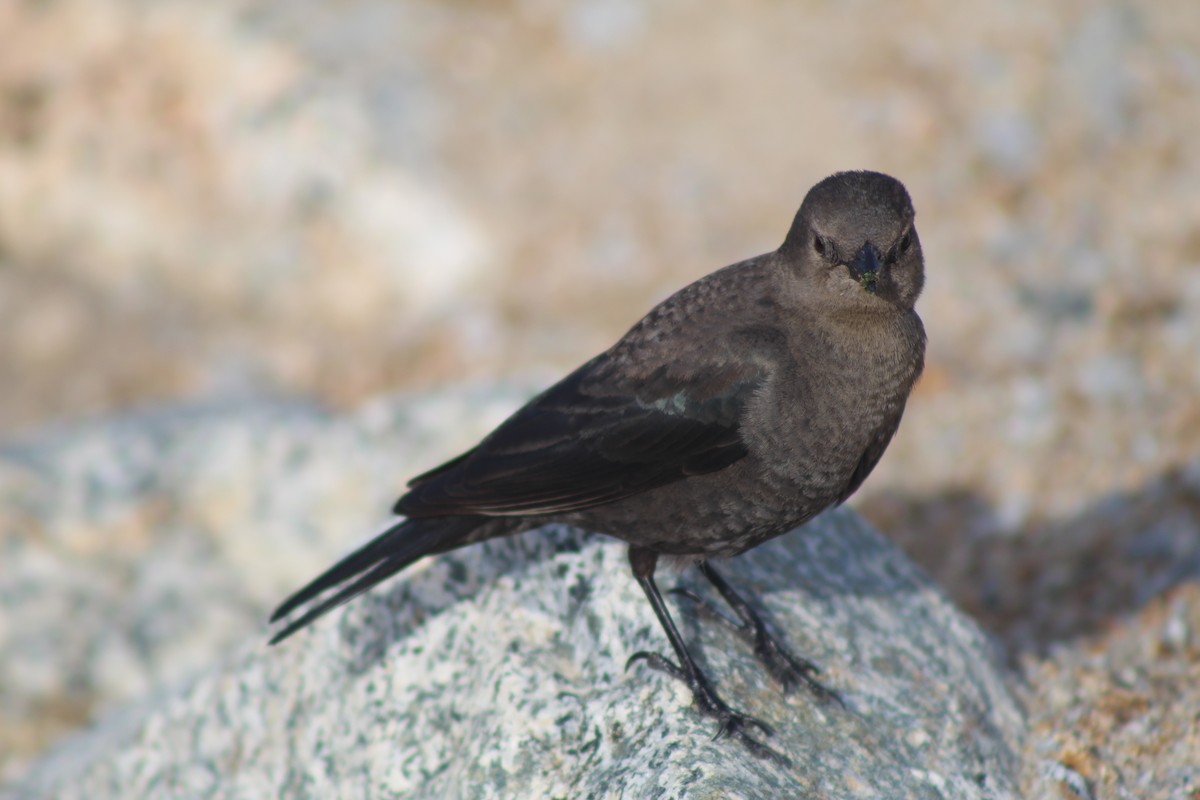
[{"left": 781, "top": 170, "right": 924, "bottom": 312}]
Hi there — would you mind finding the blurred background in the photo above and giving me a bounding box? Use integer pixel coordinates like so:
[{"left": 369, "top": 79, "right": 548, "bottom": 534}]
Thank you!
[{"left": 2, "top": 0, "right": 1200, "bottom": 793}]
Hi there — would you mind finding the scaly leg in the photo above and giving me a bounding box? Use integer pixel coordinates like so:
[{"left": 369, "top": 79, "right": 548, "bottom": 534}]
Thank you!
[
  {"left": 624, "top": 547, "right": 783, "bottom": 760},
  {"left": 669, "top": 561, "right": 842, "bottom": 705}
]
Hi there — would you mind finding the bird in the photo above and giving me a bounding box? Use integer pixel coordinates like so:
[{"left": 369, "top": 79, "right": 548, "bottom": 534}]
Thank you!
[{"left": 269, "top": 169, "right": 926, "bottom": 757}]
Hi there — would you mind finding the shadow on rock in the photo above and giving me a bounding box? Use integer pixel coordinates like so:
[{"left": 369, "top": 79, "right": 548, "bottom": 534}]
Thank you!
[{"left": 858, "top": 463, "right": 1200, "bottom": 657}]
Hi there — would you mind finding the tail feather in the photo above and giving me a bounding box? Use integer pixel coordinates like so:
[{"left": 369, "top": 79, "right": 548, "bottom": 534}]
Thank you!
[
  {"left": 269, "top": 555, "right": 416, "bottom": 645},
  {"left": 268, "top": 518, "right": 470, "bottom": 645},
  {"left": 270, "top": 521, "right": 407, "bottom": 624}
]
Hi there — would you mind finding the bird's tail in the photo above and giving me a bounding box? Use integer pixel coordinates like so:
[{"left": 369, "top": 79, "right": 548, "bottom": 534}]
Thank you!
[{"left": 268, "top": 517, "right": 478, "bottom": 645}]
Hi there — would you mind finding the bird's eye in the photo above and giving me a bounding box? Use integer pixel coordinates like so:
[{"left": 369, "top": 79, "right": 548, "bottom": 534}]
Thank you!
[
  {"left": 813, "top": 236, "right": 827, "bottom": 257},
  {"left": 898, "top": 232, "right": 912, "bottom": 255}
]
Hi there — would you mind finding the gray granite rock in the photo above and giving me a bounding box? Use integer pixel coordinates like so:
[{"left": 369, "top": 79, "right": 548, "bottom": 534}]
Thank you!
[
  {"left": 0, "top": 387, "right": 532, "bottom": 781},
  {"left": 12, "top": 508, "right": 1024, "bottom": 799}
]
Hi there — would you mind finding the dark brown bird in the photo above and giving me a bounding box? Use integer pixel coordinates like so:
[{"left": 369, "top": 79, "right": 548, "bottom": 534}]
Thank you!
[{"left": 270, "top": 170, "right": 926, "bottom": 756}]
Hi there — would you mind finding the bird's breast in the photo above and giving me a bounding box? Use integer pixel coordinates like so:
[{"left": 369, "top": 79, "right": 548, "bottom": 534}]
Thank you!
[{"left": 745, "top": 315, "right": 923, "bottom": 510}]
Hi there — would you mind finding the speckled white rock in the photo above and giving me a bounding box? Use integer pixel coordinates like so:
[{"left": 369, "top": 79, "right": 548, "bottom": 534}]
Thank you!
[
  {"left": 0, "top": 386, "right": 533, "bottom": 781},
  {"left": 12, "top": 508, "right": 1024, "bottom": 799}
]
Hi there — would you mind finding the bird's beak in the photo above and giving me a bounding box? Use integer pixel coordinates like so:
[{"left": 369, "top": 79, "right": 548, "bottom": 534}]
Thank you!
[{"left": 846, "top": 242, "right": 883, "bottom": 293}]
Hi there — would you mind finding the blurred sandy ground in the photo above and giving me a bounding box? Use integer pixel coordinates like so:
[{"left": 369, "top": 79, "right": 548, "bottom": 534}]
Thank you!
[{"left": 2, "top": 0, "right": 1200, "bottom": 793}]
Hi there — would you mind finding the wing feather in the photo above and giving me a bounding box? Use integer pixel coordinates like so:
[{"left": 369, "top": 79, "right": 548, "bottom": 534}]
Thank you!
[{"left": 394, "top": 356, "right": 763, "bottom": 518}]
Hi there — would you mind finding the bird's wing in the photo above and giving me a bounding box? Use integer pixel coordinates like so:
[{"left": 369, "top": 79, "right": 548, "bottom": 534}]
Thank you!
[{"left": 394, "top": 354, "right": 765, "bottom": 517}]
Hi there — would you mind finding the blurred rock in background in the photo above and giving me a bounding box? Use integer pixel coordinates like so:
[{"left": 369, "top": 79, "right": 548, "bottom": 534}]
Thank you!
[{"left": 2, "top": 0, "right": 1199, "bottom": 797}]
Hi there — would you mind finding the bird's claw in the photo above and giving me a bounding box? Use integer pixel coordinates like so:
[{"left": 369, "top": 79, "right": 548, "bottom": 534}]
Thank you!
[
  {"left": 708, "top": 705, "right": 787, "bottom": 764},
  {"left": 711, "top": 706, "right": 773, "bottom": 739},
  {"left": 764, "top": 644, "right": 844, "bottom": 706},
  {"left": 626, "top": 650, "right": 686, "bottom": 681},
  {"left": 628, "top": 646, "right": 786, "bottom": 761}
]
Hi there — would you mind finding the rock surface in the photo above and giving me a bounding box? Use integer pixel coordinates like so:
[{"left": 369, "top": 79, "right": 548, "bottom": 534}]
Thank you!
[
  {"left": 5, "top": 388, "right": 1199, "bottom": 798},
  {"left": 11, "top": 511, "right": 1023, "bottom": 800},
  {"left": 0, "top": 387, "right": 532, "bottom": 781}
]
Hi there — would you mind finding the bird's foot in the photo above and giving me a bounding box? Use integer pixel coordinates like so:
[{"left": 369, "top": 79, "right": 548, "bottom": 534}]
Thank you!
[
  {"left": 669, "top": 586, "right": 843, "bottom": 706},
  {"left": 626, "top": 650, "right": 786, "bottom": 762}
]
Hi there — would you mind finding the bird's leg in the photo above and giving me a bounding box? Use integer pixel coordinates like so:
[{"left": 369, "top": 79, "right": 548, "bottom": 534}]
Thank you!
[
  {"left": 671, "top": 561, "right": 843, "bottom": 705},
  {"left": 624, "top": 547, "right": 781, "bottom": 759}
]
